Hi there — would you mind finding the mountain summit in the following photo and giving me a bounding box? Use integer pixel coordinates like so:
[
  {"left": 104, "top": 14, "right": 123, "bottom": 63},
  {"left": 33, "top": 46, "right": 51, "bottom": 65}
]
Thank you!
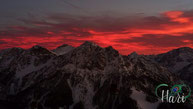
[
  {"left": 0, "top": 43, "right": 192, "bottom": 109},
  {"left": 52, "top": 44, "right": 74, "bottom": 55},
  {"left": 155, "top": 47, "right": 193, "bottom": 73}
]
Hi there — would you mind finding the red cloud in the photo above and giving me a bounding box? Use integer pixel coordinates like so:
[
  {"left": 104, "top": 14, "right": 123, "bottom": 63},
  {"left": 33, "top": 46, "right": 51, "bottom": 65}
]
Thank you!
[
  {"left": 164, "top": 11, "right": 190, "bottom": 23},
  {"left": 0, "top": 10, "right": 193, "bottom": 55}
]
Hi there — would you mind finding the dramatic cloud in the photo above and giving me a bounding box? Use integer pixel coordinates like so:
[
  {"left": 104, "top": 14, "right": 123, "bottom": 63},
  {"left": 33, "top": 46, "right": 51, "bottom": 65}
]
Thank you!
[{"left": 1, "top": 10, "right": 193, "bottom": 55}]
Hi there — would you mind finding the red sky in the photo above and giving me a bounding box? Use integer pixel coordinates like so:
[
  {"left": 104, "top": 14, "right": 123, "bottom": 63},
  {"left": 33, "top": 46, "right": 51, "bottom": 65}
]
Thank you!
[{"left": 0, "top": 10, "right": 193, "bottom": 55}]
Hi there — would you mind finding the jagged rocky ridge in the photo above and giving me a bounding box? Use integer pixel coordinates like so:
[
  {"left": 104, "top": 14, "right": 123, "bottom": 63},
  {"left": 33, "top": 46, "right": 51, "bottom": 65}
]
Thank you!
[
  {"left": 0, "top": 42, "right": 192, "bottom": 109},
  {"left": 153, "top": 47, "right": 193, "bottom": 88}
]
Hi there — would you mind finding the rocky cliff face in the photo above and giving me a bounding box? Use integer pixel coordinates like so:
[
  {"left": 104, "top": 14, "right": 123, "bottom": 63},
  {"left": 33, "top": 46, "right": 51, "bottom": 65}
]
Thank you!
[
  {"left": 154, "top": 47, "right": 193, "bottom": 89},
  {"left": 0, "top": 42, "right": 192, "bottom": 109},
  {"left": 155, "top": 47, "right": 193, "bottom": 73}
]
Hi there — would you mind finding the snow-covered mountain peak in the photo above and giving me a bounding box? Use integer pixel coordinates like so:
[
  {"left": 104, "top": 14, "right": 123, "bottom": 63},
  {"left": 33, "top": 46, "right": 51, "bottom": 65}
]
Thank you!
[
  {"left": 52, "top": 44, "right": 74, "bottom": 55},
  {"left": 71, "top": 41, "right": 103, "bottom": 57},
  {"left": 155, "top": 47, "right": 193, "bottom": 73},
  {"left": 0, "top": 43, "right": 192, "bottom": 109}
]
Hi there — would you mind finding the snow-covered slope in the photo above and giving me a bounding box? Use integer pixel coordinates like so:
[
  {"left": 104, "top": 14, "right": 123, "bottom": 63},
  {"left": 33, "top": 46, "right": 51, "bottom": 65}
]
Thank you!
[
  {"left": 52, "top": 44, "right": 74, "bottom": 55},
  {"left": 0, "top": 47, "right": 25, "bottom": 68},
  {"left": 155, "top": 47, "right": 193, "bottom": 73},
  {"left": 154, "top": 47, "right": 193, "bottom": 89},
  {"left": 0, "top": 45, "right": 56, "bottom": 98},
  {"left": 0, "top": 42, "right": 192, "bottom": 109}
]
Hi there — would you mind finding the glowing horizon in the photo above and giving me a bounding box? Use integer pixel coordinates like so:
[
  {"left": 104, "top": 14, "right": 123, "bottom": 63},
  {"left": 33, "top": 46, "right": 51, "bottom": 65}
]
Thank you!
[{"left": 1, "top": 1, "right": 193, "bottom": 55}]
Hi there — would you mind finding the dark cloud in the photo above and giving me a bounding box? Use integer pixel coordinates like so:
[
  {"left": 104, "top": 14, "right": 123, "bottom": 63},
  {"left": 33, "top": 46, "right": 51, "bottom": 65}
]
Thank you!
[
  {"left": 0, "top": 10, "right": 193, "bottom": 54},
  {"left": 182, "top": 10, "right": 193, "bottom": 18},
  {"left": 0, "top": 40, "right": 7, "bottom": 44},
  {"left": 118, "top": 34, "right": 193, "bottom": 47}
]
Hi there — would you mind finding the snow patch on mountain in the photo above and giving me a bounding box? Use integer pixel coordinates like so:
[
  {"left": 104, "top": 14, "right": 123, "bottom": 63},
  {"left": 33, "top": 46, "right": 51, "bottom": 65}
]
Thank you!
[
  {"left": 68, "top": 76, "right": 96, "bottom": 109},
  {"left": 155, "top": 47, "right": 193, "bottom": 73},
  {"left": 53, "top": 44, "right": 74, "bottom": 55},
  {"left": 131, "top": 87, "right": 161, "bottom": 109},
  {"left": 0, "top": 42, "right": 192, "bottom": 109}
]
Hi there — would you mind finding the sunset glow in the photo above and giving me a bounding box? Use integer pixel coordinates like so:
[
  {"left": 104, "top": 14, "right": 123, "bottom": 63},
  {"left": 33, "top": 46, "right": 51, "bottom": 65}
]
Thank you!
[{"left": 1, "top": 10, "right": 193, "bottom": 55}]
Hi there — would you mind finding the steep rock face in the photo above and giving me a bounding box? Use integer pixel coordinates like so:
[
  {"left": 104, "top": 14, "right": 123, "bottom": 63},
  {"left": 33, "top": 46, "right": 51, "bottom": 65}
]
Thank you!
[
  {"left": 0, "top": 42, "right": 192, "bottom": 109},
  {"left": 154, "top": 47, "right": 193, "bottom": 89},
  {"left": 0, "top": 48, "right": 25, "bottom": 101},
  {"left": 178, "top": 63, "right": 193, "bottom": 87},
  {"left": 20, "top": 42, "right": 177, "bottom": 109},
  {"left": 8, "top": 45, "right": 56, "bottom": 80},
  {"left": 0, "top": 45, "right": 56, "bottom": 102},
  {"left": 155, "top": 47, "right": 193, "bottom": 73},
  {"left": 0, "top": 48, "right": 25, "bottom": 68}
]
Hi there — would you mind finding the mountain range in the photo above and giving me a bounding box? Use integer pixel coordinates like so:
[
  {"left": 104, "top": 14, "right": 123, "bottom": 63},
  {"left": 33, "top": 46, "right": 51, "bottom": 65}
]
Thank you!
[{"left": 0, "top": 41, "right": 193, "bottom": 109}]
